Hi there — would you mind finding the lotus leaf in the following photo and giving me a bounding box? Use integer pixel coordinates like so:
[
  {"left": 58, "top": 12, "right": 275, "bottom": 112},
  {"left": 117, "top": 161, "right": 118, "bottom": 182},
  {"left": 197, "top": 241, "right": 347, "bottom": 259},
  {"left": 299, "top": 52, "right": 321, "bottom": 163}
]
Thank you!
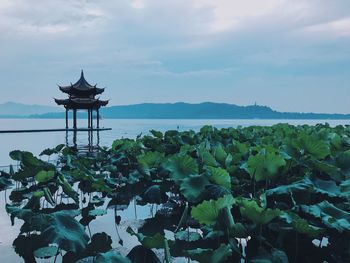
[
  {"left": 237, "top": 198, "right": 281, "bottom": 225},
  {"left": 191, "top": 195, "right": 235, "bottom": 226},
  {"left": 300, "top": 201, "right": 350, "bottom": 232},
  {"left": 184, "top": 244, "right": 232, "bottom": 263},
  {"left": 179, "top": 174, "right": 209, "bottom": 202},
  {"left": 35, "top": 170, "right": 55, "bottom": 183},
  {"left": 243, "top": 149, "right": 286, "bottom": 182},
  {"left": 95, "top": 250, "right": 132, "bottom": 263},
  {"left": 206, "top": 166, "right": 231, "bottom": 189},
  {"left": 163, "top": 154, "right": 198, "bottom": 182}
]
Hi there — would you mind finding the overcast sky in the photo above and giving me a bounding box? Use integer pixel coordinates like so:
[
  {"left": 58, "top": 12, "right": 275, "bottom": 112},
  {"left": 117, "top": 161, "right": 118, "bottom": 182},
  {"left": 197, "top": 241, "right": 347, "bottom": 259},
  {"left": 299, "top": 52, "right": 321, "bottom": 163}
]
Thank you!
[{"left": 0, "top": 0, "right": 349, "bottom": 113}]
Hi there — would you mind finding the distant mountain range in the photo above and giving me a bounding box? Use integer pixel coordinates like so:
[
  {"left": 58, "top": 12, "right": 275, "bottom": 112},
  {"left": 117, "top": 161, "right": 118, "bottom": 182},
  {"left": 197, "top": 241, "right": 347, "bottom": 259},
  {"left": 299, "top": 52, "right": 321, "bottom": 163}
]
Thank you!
[
  {"left": 0, "top": 102, "right": 63, "bottom": 117},
  {"left": 0, "top": 102, "right": 349, "bottom": 119}
]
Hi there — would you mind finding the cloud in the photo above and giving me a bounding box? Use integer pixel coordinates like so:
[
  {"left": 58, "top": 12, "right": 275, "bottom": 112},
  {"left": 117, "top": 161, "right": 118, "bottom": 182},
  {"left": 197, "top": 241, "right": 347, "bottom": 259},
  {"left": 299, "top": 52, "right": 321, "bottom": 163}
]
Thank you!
[
  {"left": 0, "top": 0, "right": 349, "bottom": 113},
  {"left": 301, "top": 17, "right": 350, "bottom": 37}
]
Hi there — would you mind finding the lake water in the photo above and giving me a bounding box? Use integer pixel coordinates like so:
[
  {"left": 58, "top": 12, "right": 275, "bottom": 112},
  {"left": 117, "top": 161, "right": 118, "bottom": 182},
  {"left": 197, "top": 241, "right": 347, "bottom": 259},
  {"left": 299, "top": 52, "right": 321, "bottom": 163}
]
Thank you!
[
  {"left": 0, "top": 118, "right": 348, "bottom": 262},
  {"left": 0, "top": 118, "right": 349, "bottom": 166}
]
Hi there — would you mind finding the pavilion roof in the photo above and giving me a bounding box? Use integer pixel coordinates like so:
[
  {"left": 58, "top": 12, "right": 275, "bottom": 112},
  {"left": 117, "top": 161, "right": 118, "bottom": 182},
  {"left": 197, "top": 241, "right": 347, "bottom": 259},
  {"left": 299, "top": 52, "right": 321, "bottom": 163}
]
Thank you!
[
  {"left": 58, "top": 70, "right": 105, "bottom": 95},
  {"left": 54, "top": 98, "right": 109, "bottom": 109}
]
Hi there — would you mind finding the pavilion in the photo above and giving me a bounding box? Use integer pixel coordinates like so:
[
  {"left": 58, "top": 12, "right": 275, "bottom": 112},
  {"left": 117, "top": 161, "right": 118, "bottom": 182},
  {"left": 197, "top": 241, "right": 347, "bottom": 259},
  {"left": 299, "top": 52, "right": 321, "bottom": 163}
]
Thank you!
[{"left": 54, "top": 70, "right": 109, "bottom": 129}]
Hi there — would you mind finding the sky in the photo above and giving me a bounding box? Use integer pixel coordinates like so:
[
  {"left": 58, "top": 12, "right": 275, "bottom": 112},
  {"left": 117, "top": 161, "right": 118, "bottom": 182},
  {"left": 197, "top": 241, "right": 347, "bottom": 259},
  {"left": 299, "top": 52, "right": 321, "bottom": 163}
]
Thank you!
[{"left": 0, "top": 0, "right": 349, "bottom": 114}]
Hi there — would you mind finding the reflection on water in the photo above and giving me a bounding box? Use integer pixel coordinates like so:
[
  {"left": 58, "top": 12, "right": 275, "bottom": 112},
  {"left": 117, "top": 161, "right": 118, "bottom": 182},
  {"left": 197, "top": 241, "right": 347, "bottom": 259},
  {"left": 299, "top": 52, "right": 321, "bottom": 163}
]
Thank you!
[{"left": 66, "top": 130, "right": 100, "bottom": 156}]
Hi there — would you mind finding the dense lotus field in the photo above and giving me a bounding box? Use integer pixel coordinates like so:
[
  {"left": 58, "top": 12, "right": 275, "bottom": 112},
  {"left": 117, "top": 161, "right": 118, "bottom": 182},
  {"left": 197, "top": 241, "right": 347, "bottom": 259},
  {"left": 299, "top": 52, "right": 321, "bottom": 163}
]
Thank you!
[{"left": 1, "top": 124, "right": 350, "bottom": 263}]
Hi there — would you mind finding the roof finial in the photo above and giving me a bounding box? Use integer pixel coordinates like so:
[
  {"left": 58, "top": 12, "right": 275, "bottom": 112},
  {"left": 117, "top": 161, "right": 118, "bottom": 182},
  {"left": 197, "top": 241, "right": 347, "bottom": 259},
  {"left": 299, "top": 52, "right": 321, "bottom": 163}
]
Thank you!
[{"left": 81, "top": 69, "right": 84, "bottom": 78}]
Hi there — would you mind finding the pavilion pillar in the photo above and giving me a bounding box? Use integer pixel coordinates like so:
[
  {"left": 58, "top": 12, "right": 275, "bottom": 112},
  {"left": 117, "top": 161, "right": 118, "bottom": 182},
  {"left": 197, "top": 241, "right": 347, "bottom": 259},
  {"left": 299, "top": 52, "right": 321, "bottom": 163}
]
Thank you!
[
  {"left": 65, "top": 109, "right": 68, "bottom": 129},
  {"left": 88, "top": 109, "right": 91, "bottom": 129},
  {"left": 91, "top": 109, "right": 94, "bottom": 129},
  {"left": 73, "top": 109, "right": 77, "bottom": 129},
  {"left": 97, "top": 109, "right": 100, "bottom": 128}
]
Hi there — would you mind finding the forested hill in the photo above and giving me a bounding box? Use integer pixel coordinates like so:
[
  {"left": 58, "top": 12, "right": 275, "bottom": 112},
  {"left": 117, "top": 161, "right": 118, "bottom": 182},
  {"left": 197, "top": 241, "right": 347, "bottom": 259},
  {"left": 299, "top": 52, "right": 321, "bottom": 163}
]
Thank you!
[{"left": 28, "top": 102, "right": 350, "bottom": 119}]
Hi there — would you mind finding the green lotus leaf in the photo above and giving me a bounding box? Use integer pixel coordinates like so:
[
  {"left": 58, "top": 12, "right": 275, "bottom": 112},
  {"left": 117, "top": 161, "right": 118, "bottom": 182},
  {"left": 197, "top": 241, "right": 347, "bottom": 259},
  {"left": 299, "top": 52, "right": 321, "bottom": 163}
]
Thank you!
[
  {"left": 33, "top": 246, "right": 58, "bottom": 259},
  {"left": 237, "top": 198, "right": 281, "bottom": 225},
  {"left": 191, "top": 195, "right": 235, "bottom": 226},
  {"left": 184, "top": 244, "right": 232, "bottom": 263},
  {"left": 150, "top": 129, "right": 163, "bottom": 139},
  {"left": 336, "top": 149, "right": 350, "bottom": 174},
  {"left": 112, "top": 139, "right": 142, "bottom": 157},
  {"left": 328, "top": 132, "right": 342, "bottom": 149},
  {"left": 265, "top": 176, "right": 347, "bottom": 205},
  {"left": 0, "top": 176, "right": 12, "bottom": 191},
  {"left": 213, "top": 145, "right": 228, "bottom": 165},
  {"left": 6, "top": 205, "right": 35, "bottom": 226},
  {"left": 280, "top": 212, "right": 325, "bottom": 238},
  {"left": 206, "top": 166, "right": 231, "bottom": 189},
  {"left": 137, "top": 151, "right": 164, "bottom": 175},
  {"left": 88, "top": 209, "right": 107, "bottom": 217},
  {"left": 309, "top": 159, "right": 340, "bottom": 178},
  {"left": 243, "top": 149, "right": 286, "bottom": 182},
  {"left": 91, "top": 178, "right": 113, "bottom": 194},
  {"left": 126, "top": 227, "right": 167, "bottom": 249},
  {"left": 340, "top": 179, "right": 350, "bottom": 198},
  {"left": 203, "top": 184, "right": 231, "bottom": 200},
  {"left": 95, "top": 250, "right": 132, "bottom": 263},
  {"left": 43, "top": 187, "right": 55, "bottom": 206},
  {"left": 249, "top": 248, "right": 289, "bottom": 263},
  {"left": 163, "top": 154, "right": 198, "bottom": 182},
  {"left": 198, "top": 148, "right": 219, "bottom": 167},
  {"left": 58, "top": 174, "right": 79, "bottom": 203},
  {"left": 297, "top": 133, "right": 331, "bottom": 160},
  {"left": 42, "top": 210, "right": 89, "bottom": 253},
  {"left": 300, "top": 201, "right": 350, "bottom": 232},
  {"left": 10, "top": 150, "right": 43, "bottom": 167},
  {"left": 35, "top": 170, "right": 55, "bottom": 183},
  {"left": 179, "top": 174, "right": 209, "bottom": 202}
]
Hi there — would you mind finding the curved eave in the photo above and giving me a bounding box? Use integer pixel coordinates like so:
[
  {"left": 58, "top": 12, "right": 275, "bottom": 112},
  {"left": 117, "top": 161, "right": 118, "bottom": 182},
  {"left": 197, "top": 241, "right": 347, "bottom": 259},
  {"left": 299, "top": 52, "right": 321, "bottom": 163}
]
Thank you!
[
  {"left": 54, "top": 98, "right": 109, "bottom": 109},
  {"left": 54, "top": 98, "right": 69, "bottom": 105},
  {"left": 58, "top": 86, "right": 104, "bottom": 96}
]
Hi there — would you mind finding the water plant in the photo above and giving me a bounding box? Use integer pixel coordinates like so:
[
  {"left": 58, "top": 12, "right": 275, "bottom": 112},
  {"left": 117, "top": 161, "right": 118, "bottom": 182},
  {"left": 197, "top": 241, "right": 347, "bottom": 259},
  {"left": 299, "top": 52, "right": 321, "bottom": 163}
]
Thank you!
[{"left": 1, "top": 123, "right": 350, "bottom": 262}]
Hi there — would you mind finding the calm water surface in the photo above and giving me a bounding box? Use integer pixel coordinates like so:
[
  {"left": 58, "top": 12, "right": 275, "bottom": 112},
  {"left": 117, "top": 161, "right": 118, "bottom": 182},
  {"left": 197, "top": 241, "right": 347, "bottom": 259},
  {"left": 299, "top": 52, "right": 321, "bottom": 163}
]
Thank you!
[{"left": 0, "top": 118, "right": 348, "bottom": 262}]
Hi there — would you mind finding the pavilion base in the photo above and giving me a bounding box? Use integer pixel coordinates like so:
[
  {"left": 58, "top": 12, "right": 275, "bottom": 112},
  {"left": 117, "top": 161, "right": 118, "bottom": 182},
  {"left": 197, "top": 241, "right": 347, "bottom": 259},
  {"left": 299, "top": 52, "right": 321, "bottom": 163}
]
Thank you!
[{"left": 0, "top": 128, "right": 112, "bottom": 134}]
